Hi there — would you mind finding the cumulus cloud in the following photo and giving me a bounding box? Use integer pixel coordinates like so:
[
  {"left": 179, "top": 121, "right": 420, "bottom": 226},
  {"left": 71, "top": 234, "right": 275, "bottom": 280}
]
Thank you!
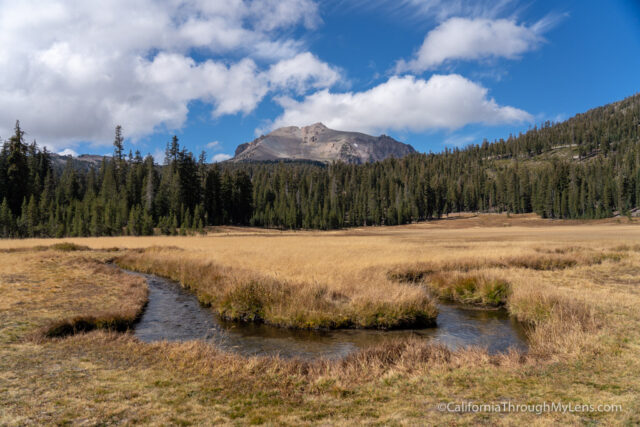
[
  {"left": 396, "top": 17, "right": 549, "bottom": 73},
  {"left": 212, "top": 153, "right": 232, "bottom": 163},
  {"left": 267, "top": 52, "right": 342, "bottom": 94},
  {"left": 269, "top": 74, "right": 532, "bottom": 134},
  {"left": 0, "top": 0, "right": 338, "bottom": 148},
  {"left": 136, "top": 54, "right": 270, "bottom": 120},
  {"left": 206, "top": 141, "right": 221, "bottom": 150}
]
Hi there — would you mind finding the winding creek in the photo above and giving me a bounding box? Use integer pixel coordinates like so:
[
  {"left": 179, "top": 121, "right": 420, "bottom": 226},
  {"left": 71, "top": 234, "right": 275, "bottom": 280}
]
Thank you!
[{"left": 131, "top": 271, "right": 528, "bottom": 359}]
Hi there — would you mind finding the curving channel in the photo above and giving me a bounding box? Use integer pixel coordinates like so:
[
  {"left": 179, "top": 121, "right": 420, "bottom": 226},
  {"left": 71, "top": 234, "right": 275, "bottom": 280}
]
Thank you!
[{"left": 131, "top": 271, "right": 528, "bottom": 359}]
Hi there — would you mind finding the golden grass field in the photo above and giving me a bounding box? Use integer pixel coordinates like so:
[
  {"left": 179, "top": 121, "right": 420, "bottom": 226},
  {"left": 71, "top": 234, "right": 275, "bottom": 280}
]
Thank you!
[{"left": 1, "top": 214, "right": 640, "bottom": 424}]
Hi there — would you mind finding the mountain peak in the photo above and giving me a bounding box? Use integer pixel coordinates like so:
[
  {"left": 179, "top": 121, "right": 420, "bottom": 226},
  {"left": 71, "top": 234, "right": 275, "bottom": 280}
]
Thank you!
[
  {"left": 306, "top": 122, "right": 327, "bottom": 130},
  {"left": 232, "top": 124, "right": 415, "bottom": 164}
]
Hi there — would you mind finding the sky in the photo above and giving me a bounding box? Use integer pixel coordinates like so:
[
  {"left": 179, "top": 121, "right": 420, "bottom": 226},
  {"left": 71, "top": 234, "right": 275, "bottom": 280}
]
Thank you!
[{"left": 0, "top": 0, "right": 639, "bottom": 162}]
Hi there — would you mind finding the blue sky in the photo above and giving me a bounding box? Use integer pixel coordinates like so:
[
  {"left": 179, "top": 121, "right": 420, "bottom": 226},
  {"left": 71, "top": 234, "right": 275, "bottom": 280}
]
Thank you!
[{"left": 1, "top": 0, "right": 638, "bottom": 161}]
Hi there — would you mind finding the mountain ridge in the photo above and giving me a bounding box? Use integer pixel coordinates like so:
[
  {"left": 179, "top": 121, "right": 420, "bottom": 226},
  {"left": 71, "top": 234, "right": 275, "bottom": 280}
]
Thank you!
[{"left": 231, "top": 123, "right": 416, "bottom": 164}]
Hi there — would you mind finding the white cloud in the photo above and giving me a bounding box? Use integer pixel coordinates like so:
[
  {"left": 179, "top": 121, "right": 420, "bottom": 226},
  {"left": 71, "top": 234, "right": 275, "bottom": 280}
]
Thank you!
[
  {"left": 0, "top": 0, "right": 338, "bottom": 149},
  {"left": 248, "top": 0, "right": 320, "bottom": 31},
  {"left": 396, "top": 17, "right": 548, "bottom": 73},
  {"left": 212, "top": 153, "right": 232, "bottom": 163},
  {"left": 57, "top": 148, "right": 78, "bottom": 157},
  {"left": 135, "top": 53, "right": 270, "bottom": 121},
  {"left": 269, "top": 74, "right": 532, "bottom": 134},
  {"left": 206, "top": 141, "right": 221, "bottom": 150},
  {"left": 267, "top": 52, "right": 342, "bottom": 94}
]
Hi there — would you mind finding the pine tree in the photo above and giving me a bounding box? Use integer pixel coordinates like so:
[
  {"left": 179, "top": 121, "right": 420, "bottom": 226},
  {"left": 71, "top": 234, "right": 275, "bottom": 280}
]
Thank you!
[
  {"left": 23, "top": 195, "right": 39, "bottom": 237},
  {"left": 142, "top": 209, "right": 154, "bottom": 236},
  {"left": 233, "top": 170, "right": 253, "bottom": 224},
  {"left": 113, "top": 125, "right": 124, "bottom": 162},
  {"left": 0, "top": 198, "right": 13, "bottom": 238},
  {"left": 5, "top": 121, "right": 29, "bottom": 214}
]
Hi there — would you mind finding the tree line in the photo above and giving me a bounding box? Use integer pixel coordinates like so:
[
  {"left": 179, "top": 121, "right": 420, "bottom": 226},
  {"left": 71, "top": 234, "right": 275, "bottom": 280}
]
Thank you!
[
  {"left": 0, "top": 124, "right": 252, "bottom": 237},
  {"left": 0, "top": 93, "right": 638, "bottom": 237}
]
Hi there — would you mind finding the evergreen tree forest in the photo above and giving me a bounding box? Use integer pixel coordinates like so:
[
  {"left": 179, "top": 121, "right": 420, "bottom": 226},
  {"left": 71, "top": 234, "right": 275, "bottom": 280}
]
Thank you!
[
  {"left": 0, "top": 124, "right": 252, "bottom": 237},
  {"left": 0, "top": 93, "right": 639, "bottom": 238}
]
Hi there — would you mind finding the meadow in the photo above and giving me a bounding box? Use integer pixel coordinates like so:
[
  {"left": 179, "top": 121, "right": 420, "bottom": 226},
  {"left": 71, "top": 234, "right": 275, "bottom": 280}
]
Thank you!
[{"left": 1, "top": 214, "right": 640, "bottom": 424}]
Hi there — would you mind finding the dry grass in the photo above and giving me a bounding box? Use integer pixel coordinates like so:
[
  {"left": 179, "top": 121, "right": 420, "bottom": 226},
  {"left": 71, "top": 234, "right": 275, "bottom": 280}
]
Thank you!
[
  {"left": 1, "top": 215, "right": 640, "bottom": 424},
  {"left": 0, "top": 248, "right": 146, "bottom": 344},
  {"left": 116, "top": 247, "right": 437, "bottom": 329},
  {"left": 424, "top": 272, "right": 511, "bottom": 306}
]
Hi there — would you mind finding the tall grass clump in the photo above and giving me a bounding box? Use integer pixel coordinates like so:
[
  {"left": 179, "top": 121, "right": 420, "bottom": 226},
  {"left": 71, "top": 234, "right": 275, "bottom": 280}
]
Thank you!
[
  {"left": 508, "top": 279, "right": 602, "bottom": 359},
  {"left": 426, "top": 273, "right": 510, "bottom": 306},
  {"left": 116, "top": 247, "right": 438, "bottom": 329},
  {"left": 34, "top": 242, "right": 92, "bottom": 252},
  {"left": 389, "top": 250, "right": 624, "bottom": 282}
]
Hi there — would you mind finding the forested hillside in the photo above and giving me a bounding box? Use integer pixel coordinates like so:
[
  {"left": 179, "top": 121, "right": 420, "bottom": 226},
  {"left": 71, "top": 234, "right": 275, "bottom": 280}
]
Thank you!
[{"left": 0, "top": 93, "right": 638, "bottom": 237}]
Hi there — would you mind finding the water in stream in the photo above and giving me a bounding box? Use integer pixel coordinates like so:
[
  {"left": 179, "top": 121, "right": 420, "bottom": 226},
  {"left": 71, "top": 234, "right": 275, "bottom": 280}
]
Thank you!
[{"left": 132, "top": 272, "right": 528, "bottom": 359}]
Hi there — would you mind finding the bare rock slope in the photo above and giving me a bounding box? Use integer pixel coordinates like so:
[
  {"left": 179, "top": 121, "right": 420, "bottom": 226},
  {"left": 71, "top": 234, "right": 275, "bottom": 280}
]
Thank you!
[{"left": 232, "top": 123, "right": 415, "bottom": 164}]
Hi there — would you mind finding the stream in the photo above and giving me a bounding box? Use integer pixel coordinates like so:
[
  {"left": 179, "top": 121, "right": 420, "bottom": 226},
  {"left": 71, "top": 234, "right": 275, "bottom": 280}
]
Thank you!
[{"left": 131, "top": 271, "right": 528, "bottom": 359}]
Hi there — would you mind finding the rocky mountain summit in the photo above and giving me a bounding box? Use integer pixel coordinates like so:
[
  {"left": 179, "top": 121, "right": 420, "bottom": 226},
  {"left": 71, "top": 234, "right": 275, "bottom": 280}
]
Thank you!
[
  {"left": 49, "top": 153, "right": 109, "bottom": 171},
  {"left": 231, "top": 123, "right": 415, "bottom": 164}
]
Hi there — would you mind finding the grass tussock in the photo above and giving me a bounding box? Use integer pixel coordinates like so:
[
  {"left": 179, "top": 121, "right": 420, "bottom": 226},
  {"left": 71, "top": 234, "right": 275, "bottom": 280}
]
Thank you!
[
  {"left": 0, "top": 242, "right": 92, "bottom": 253},
  {"left": 511, "top": 287, "right": 601, "bottom": 358},
  {"left": 613, "top": 243, "right": 640, "bottom": 252},
  {"left": 116, "top": 248, "right": 437, "bottom": 329},
  {"left": 388, "top": 250, "right": 625, "bottom": 282},
  {"left": 508, "top": 279, "right": 598, "bottom": 327},
  {"left": 534, "top": 246, "right": 585, "bottom": 254},
  {"left": 30, "top": 242, "right": 93, "bottom": 252},
  {"left": 47, "top": 242, "right": 92, "bottom": 251},
  {"left": 426, "top": 272, "right": 510, "bottom": 306}
]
